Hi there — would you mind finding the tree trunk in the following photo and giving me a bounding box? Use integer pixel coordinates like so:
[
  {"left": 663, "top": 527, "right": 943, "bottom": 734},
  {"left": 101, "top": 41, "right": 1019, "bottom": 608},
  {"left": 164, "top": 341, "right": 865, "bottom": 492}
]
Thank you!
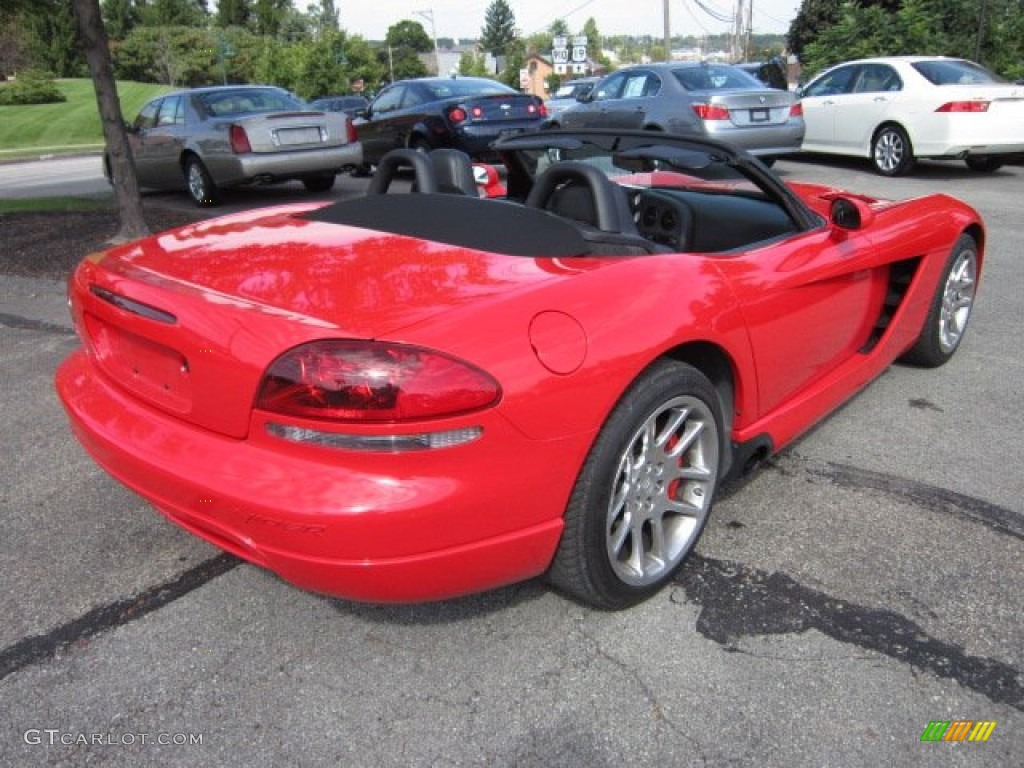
[{"left": 71, "top": 0, "right": 149, "bottom": 242}]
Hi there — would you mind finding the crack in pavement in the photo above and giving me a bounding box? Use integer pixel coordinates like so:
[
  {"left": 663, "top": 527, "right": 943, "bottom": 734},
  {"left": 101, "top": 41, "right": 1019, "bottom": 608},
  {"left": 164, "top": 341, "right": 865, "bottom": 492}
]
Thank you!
[
  {"left": 0, "top": 553, "right": 240, "bottom": 681},
  {"left": 801, "top": 458, "right": 1024, "bottom": 541},
  {"left": 0, "top": 311, "right": 74, "bottom": 336},
  {"left": 672, "top": 554, "right": 1023, "bottom": 711}
]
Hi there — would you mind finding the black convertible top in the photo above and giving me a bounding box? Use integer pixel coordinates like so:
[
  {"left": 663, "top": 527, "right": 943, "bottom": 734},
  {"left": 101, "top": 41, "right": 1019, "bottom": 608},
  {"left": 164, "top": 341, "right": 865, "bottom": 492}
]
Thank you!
[{"left": 304, "top": 193, "right": 591, "bottom": 257}]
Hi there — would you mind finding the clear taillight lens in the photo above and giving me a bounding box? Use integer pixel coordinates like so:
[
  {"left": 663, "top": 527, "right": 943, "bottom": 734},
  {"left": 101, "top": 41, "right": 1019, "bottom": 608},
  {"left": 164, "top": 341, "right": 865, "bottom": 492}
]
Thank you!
[{"left": 256, "top": 340, "right": 501, "bottom": 423}]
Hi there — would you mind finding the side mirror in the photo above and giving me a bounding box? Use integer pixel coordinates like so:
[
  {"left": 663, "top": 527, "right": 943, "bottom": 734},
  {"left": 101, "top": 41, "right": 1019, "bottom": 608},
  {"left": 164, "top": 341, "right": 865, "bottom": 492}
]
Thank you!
[
  {"left": 830, "top": 196, "right": 875, "bottom": 231},
  {"left": 576, "top": 91, "right": 593, "bottom": 103}
]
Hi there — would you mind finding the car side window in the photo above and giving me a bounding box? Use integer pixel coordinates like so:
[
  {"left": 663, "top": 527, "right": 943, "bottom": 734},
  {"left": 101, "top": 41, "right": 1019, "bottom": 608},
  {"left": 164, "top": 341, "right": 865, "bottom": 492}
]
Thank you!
[
  {"left": 804, "top": 66, "right": 857, "bottom": 97},
  {"left": 593, "top": 73, "right": 627, "bottom": 101},
  {"left": 155, "top": 95, "right": 183, "bottom": 126},
  {"left": 621, "top": 72, "right": 653, "bottom": 99},
  {"left": 372, "top": 86, "right": 406, "bottom": 114},
  {"left": 134, "top": 100, "right": 160, "bottom": 131},
  {"left": 853, "top": 64, "right": 902, "bottom": 94}
]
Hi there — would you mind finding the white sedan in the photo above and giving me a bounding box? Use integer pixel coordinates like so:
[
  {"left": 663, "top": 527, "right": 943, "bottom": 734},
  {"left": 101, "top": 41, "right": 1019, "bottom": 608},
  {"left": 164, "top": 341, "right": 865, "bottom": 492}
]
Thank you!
[{"left": 799, "top": 56, "right": 1024, "bottom": 176}]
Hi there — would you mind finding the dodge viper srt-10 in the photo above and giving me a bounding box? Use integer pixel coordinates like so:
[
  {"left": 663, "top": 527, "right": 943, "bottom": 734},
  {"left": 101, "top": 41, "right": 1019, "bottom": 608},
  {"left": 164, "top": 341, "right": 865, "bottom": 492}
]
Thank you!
[{"left": 57, "top": 130, "right": 983, "bottom": 609}]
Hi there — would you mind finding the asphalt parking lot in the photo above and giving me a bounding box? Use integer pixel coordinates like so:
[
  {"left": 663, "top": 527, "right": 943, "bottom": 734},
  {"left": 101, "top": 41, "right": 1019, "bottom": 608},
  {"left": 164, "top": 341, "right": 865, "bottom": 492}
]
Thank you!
[{"left": 1, "top": 156, "right": 1022, "bottom": 766}]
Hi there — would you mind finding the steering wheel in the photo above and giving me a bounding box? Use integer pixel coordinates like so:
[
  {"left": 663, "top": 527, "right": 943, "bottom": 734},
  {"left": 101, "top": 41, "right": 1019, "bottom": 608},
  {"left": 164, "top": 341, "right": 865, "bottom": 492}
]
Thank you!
[
  {"left": 524, "top": 161, "right": 633, "bottom": 234},
  {"left": 367, "top": 149, "right": 439, "bottom": 195}
]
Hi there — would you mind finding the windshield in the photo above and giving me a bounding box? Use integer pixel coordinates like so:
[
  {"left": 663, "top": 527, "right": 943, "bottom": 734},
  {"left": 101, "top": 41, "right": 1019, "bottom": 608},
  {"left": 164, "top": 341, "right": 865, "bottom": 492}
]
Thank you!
[{"left": 912, "top": 59, "right": 1006, "bottom": 85}]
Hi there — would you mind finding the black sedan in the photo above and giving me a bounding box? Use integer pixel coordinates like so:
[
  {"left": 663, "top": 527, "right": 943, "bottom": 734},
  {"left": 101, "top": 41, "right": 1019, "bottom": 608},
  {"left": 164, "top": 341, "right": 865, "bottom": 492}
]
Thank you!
[{"left": 354, "top": 77, "right": 547, "bottom": 167}]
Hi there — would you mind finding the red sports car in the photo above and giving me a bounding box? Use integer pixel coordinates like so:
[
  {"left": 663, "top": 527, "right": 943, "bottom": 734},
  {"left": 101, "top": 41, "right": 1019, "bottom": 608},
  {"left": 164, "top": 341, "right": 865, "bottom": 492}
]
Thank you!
[{"left": 56, "top": 130, "right": 983, "bottom": 609}]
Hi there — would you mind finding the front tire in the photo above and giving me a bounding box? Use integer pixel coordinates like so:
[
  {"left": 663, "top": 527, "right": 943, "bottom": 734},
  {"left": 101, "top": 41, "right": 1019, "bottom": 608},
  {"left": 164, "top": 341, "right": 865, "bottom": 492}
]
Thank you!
[
  {"left": 548, "top": 360, "right": 724, "bottom": 609},
  {"left": 871, "top": 125, "right": 915, "bottom": 176},
  {"left": 184, "top": 155, "right": 220, "bottom": 207},
  {"left": 900, "top": 234, "right": 978, "bottom": 367}
]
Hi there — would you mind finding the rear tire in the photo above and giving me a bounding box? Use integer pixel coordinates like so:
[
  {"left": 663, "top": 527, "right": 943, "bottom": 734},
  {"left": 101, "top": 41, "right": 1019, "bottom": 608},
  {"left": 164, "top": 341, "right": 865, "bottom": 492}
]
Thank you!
[
  {"left": 548, "top": 360, "right": 724, "bottom": 609},
  {"left": 184, "top": 155, "right": 220, "bottom": 207},
  {"left": 964, "top": 155, "right": 1004, "bottom": 173},
  {"left": 301, "top": 174, "right": 336, "bottom": 193},
  {"left": 900, "top": 234, "right": 978, "bottom": 367},
  {"left": 871, "top": 125, "right": 915, "bottom": 176}
]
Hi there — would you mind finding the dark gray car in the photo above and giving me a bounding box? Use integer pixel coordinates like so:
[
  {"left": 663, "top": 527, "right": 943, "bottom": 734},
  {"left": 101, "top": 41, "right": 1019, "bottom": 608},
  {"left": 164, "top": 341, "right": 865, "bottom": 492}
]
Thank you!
[{"left": 557, "top": 62, "right": 804, "bottom": 161}]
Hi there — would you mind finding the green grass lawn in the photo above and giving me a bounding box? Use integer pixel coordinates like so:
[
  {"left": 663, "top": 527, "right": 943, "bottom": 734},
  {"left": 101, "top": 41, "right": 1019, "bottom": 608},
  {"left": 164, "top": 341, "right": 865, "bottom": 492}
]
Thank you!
[{"left": 0, "top": 79, "right": 172, "bottom": 157}]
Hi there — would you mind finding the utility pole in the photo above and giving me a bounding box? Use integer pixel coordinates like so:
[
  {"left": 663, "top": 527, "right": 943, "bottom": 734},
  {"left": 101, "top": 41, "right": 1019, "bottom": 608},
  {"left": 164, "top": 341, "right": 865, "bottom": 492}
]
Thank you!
[
  {"left": 663, "top": 0, "right": 671, "bottom": 62},
  {"left": 415, "top": 9, "right": 440, "bottom": 76}
]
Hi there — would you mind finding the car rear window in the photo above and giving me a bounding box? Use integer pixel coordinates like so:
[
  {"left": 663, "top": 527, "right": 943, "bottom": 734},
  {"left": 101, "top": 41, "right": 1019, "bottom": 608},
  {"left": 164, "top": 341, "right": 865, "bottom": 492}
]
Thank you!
[
  {"left": 424, "top": 80, "right": 516, "bottom": 99},
  {"left": 197, "top": 89, "right": 306, "bottom": 116},
  {"left": 672, "top": 66, "right": 764, "bottom": 91},
  {"left": 911, "top": 59, "right": 1006, "bottom": 85}
]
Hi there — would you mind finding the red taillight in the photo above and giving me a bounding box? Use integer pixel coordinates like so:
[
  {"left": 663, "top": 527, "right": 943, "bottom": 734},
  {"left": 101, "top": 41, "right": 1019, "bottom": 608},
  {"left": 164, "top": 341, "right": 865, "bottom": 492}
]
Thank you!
[
  {"left": 256, "top": 340, "right": 501, "bottom": 423},
  {"left": 345, "top": 116, "right": 357, "bottom": 143},
  {"left": 935, "top": 100, "right": 990, "bottom": 113},
  {"left": 789, "top": 101, "right": 803, "bottom": 118},
  {"left": 229, "top": 124, "right": 251, "bottom": 153},
  {"left": 471, "top": 105, "right": 484, "bottom": 118},
  {"left": 692, "top": 103, "right": 730, "bottom": 120},
  {"left": 449, "top": 107, "right": 468, "bottom": 123},
  {"left": 529, "top": 102, "right": 548, "bottom": 117}
]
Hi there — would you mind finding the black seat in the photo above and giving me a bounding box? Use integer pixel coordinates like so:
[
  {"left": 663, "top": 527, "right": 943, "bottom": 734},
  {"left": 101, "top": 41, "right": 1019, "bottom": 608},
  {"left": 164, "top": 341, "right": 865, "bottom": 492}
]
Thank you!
[
  {"left": 430, "top": 149, "right": 478, "bottom": 195},
  {"left": 525, "top": 161, "right": 665, "bottom": 255},
  {"left": 367, "top": 149, "right": 438, "bottom": 195}
]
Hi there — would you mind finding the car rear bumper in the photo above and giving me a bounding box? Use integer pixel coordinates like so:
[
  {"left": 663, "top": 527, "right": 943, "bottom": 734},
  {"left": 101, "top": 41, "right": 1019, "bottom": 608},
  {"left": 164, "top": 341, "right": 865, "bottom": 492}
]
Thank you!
[
  {"left": 56, "top": 350, "right": 571, "bottom": 603},
  {"left": 703, "top": 122, "right": 805, "bottom": 156},
  {"left": 210, "top": 143, "right": 364, "bottom": 186}
]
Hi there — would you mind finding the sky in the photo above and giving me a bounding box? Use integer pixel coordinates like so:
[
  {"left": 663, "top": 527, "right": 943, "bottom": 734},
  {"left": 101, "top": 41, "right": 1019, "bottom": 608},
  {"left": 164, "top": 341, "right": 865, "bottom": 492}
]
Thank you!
[{"left": 324, "top": 0, "right": 801, "bottom": 41}]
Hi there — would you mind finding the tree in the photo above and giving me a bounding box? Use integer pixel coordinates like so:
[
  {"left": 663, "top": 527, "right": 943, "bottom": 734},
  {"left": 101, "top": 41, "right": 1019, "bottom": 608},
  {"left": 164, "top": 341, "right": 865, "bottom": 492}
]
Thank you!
[
  {"left": 139, "top": 0, "right": 207, "bottom": 27},
  {"left": 457, "top": 49, "right": 490, "bottom": 77},
  {"left": 101, "top": 0, "right": 140, "bottom": 40},
  {"left": 252, "top": 0, "right": 290, "bottom": 38},
  {"left": 25, "top": 0, "right": 86, "bottom": 77},
  {"left": 480, "top": 0, "right": 516, "bottom": 68},
  {"left": 71, "top": 0, "right": 149, "bottom": 241},
  {"left": 216, "top": 0, "right": 252, "bottom": 28},
  {"left": 385, "top": 20, "right": 432, "bottom": 53},
  {"left": 787, "top": 0, "right": 840, "bottom": 63}
]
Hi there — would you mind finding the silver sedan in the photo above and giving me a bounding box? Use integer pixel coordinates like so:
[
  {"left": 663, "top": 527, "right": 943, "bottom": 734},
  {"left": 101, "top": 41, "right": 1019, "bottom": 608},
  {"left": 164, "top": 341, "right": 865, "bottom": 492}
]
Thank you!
[
  {"left": 111, "top": 85, "right": 362, "bottom": 206},
  {"left": 557, "top": 63, "right": 804, "bottom": 162}
]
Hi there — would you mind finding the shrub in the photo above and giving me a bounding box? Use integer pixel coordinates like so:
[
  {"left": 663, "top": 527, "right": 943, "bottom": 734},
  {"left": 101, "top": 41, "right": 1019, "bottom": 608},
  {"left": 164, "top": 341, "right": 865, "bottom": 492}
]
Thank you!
[{"left": 0, "top": 70, "right": 66, "bottom": 105}]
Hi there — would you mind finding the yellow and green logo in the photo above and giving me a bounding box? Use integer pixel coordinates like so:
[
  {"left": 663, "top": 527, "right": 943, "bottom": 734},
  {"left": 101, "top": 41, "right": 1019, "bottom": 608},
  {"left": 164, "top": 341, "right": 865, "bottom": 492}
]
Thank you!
[{"left": 920, "top": 721, "right": 996, "bottom": 742}]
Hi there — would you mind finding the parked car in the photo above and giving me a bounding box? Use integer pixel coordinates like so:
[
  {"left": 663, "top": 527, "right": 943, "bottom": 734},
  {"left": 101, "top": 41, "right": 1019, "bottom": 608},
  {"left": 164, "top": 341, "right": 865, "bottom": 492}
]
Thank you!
[
  {"left": 556, "top": 62, "right": 804, "bottom": 163},
  {"left": 735, "top": 57, "right": 789, "bottom": 90},
  {"left": 353, "top": 76, "right": 547, "bottom": 168},
  {"left": 799, "top": 56, "right": 1024, "bottom": 175},
  {"left": 544, "top": 76, "right": 600, "bottom": 122},
  {"left": 309, "top": 94, "right": 370, "bottom": 118},
  {"left": 58, "top": 128, "right": 982, "bottom": 609},
  {"left": 112, "top": 85, "right": 361, "bottom": 206}
]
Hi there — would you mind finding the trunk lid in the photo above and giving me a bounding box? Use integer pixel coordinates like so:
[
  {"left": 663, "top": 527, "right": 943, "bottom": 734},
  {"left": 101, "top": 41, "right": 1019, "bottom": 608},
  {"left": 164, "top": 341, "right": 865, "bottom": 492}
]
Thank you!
[{"left": 68, "top": 203, "right": 556, "bottom": 438}]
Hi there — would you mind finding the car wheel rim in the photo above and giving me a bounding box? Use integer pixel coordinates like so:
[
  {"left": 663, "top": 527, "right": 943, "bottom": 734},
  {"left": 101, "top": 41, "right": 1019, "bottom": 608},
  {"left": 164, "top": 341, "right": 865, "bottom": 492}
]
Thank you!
[
  {"left": 605, "top": 395, "right": 718, "bottom": 586},
  {"left": 939, "top": 247, "right": 977, "bottom": 354},
  {"left": 187, "top": 163, "right": 205, "bottom": 200},
  {"left": 874, "top": 131, "right": 903, "bottom": 173}
]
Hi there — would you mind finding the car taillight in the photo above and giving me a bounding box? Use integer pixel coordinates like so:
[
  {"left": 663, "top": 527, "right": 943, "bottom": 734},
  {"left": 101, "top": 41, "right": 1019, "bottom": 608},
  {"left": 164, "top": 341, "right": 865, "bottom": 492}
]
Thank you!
[
  {"left": 229, "top": 124, "right": 252, "bottom": 153},
  {"left": 471, "top": 105, "right": 484, "bottom": 118},
  {"left": 345, "top": 117, "right": 357, "bottom": 143},
  {"left": 449, "top": 107, "right": 468, "bottom": 123},
  {"left": 529, "top": 102, "right": 548, "bottom": 117},
  {"left": 935, "top": 101, "right": 990, "bottom": 113},
  {"left": 692, "top": 103, "right": 730, "bottom": 120},
  {"left": 256, "top": 340, "right": 501, "bottom": 423},
  {"left": 789, "top": 101, "right": 803, "bottom": 118}
]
